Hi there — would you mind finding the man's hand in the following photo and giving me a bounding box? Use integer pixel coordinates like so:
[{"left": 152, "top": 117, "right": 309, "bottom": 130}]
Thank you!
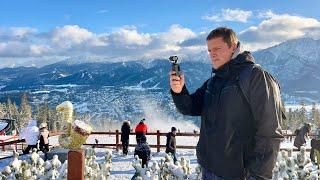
[{"left": 169, "top": 71, "right": 185, "bottom": 93}]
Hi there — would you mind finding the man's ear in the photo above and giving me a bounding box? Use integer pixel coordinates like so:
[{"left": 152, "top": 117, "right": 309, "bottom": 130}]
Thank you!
[{"left": 232, "top": 42, "right": 238, "bottom": 52}]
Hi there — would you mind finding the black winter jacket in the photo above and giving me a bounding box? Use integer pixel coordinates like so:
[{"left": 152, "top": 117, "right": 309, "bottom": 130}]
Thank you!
[
  {"left": 134, "top": 141, "right": 151, "bottom": 161},
  {"left": 166, "top": 132, "right": 176, "bottom": 154},
  {"left": 171, "top": 52, "right": 284, "bottom": 180},
  {"left": 121, "top": 123, "right": 131, "bottom": 142}
]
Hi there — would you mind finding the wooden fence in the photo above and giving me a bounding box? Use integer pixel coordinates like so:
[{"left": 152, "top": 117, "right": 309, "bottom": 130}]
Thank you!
[{"left": 0, "top": 131, "right": 314, "bottom": 160}]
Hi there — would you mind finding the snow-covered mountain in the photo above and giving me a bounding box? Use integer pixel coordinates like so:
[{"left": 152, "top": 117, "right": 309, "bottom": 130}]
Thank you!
[
  {"left": 252, "top": 37, "right": 320, "bottom": 103},
  {"left": 0, "top": 37, "right": 319, "bottom": 123}
]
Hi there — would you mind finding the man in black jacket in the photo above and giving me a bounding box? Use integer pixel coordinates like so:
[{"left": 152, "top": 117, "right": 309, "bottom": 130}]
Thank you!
[
  {"left": 121, "top": 120, "right": 131, "bottom": 155},
  {"left": 169, "top": 27, "right": 284, "bottom": 180},
  {"left": 166, "top": 126, "right": 177, "bottom": 163}
]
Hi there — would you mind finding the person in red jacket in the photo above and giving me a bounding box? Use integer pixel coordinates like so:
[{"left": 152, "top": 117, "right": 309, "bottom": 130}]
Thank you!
[{"left": 135, "top": 118, "right": 148, "bottom": 143}]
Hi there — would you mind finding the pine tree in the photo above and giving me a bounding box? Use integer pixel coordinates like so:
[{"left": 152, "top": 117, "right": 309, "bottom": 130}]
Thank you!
[
  {"left": 6, "top": 98, "right": 20, "bottom": 130},
  {"left": 18, "top": 93, "right": 32, "bottom": 130},
  {"left": 287, "top": 108, "right": 294, "bottom": 131},
  {"left": 54, "top": 109, "right": 64, "bottom": 131},
  {"left": 47, "top": 107, "right": 57, "bottom": 131},
  {"left": 298, "top": 101, "right": 308, "bottom": 126},
  {"left": 35, "top": 103, "right": 47, "bottom": 124},
  {"left": 0, "top": 102, "right": 6, "bottom": 118},
  {"left": 35, "top": 102, "right": 56, "bottom": 130},
  {"left": 281, "top": 102, "right": 289, "bottom": 130},
  {"left": 311, "top": 102, "right": 320, "bottom": 126},
  {"left": 291, "top": 109, "right": 301, "bottom": 131}
]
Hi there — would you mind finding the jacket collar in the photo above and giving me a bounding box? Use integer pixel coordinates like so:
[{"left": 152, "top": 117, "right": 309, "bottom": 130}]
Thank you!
[{"left": 211, "top": 42, "right": 254, "bottom": 78}]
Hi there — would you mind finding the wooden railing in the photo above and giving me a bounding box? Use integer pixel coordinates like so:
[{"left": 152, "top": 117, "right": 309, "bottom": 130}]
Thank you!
[
  {"left": 0, "top": 131, "right": 314, "bottom": 160},
  {"left": 86, "top": 130, "right": 200, "bottom": 152}
]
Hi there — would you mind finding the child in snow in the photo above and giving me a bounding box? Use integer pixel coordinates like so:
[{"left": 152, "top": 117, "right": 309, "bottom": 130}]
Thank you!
[{"left": 134, "top": 135, "right": 151, "bottom": 168}]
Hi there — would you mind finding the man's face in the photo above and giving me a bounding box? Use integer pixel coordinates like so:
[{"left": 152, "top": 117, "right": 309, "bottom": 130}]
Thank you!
[{"left": 207, "top": 37, "right": 236, "bottom": 69}]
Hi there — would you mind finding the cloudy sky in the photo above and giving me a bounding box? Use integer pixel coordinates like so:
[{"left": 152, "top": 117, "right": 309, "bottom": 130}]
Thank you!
[{"left": 0, "top": 0, "right": 320, "bottom": 68}]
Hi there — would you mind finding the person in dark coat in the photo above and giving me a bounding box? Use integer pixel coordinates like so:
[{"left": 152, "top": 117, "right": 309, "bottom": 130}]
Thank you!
[
  {"left": 294, "top": 123, "right": 311, "bottom": 150},
  {"left": 310, "top": 126, "right": 320, "bottom": 164},
  {"left": 134, "top": 135, "right": 151, "bottom": 168},
  {"left": 170, "top": 27, "right": 284, "bottom": 179},
  {"left": 166, "top": 127, "right": 177, "bottom": 163},
  {"left": 135, "top": 118, "right": 148, "bottom": 143},
  {"left": 121, "top": 120, "right": 131, "bottom": 155}
]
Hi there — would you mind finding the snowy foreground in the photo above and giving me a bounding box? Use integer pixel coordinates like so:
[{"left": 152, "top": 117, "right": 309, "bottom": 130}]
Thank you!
[
  {"left": 0, "top": 136, "right": 314, "bottom": 179},
  {"left": 0, "top": 148, "right": 198, "bottom": 179}
]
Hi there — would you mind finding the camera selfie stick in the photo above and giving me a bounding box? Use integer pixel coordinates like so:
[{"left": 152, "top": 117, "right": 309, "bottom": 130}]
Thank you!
[{"left": 169, "top": 56, "right": 181, "bottom": 76}]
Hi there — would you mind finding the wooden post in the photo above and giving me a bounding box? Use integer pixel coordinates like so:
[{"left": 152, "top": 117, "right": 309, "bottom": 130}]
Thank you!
[
  {"left": 1, "top": 140, "right": 4, "bottom": 151},
  {"left": 14, "top": 136, "right": 17, "bottom": 151},
  {"left": 157, "top": 130, "right": 160, "bottom": 153},
  {"left": 68, "top": 149, "right": 85, "bottom": 180},
  {"left": 116, "top": 130, "right": 119, "bottom": 151}
]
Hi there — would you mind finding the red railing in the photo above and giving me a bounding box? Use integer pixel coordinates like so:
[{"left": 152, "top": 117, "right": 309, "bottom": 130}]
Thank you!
[{"left": 0, "top": 135, "right": 18, "bottom": 151}]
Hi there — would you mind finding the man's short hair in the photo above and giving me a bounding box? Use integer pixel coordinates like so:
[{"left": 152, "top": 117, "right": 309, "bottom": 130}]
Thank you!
[{"left": 206, "top": 27, "right": 238, "bottom": 48}]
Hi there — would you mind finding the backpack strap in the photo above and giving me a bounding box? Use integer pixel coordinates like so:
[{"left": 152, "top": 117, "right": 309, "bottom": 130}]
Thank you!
[
  {"left": 238, "top": 64, "right": 260, "bottom": 105},
  {"left": 238, "top": 64, "right": 286, "bottom": 122}
]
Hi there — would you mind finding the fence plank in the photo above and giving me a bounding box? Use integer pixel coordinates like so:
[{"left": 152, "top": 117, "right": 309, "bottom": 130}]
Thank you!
[{"left": 157, "top": 130, "right": 160, "bottom": 153}]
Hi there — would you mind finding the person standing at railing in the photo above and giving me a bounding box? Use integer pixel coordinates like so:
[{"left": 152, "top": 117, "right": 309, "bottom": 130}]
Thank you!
[
  {"left": 121, "top": 120, "right": 131, "bottom": 156},
  {"left": 166, "top": 126, "right": 177, "bottom": 163},
  {"left": 170, "top": 27, "right": 284, "bottom": 179},
  {"left": 294, "top": 123, "right": 311, "bottom": 150},
  {"left": 19, "top": 120, "right": 39, "bottom": 154},
  {"left": 309, "top": 124, "right": 320, "bottom": 165},
  {"left": 135, "top": 118, "right": 148, "bottom": 143}
]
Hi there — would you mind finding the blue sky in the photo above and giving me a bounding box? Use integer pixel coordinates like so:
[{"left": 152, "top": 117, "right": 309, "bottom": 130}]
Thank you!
[{"left": 0, "top": 0, "right": 320, "bottom": 67}]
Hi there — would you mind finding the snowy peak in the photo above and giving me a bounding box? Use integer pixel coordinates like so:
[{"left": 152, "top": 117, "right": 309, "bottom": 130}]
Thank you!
[{"left": 252, "top": 37, "right": 320, "bottom": 102}]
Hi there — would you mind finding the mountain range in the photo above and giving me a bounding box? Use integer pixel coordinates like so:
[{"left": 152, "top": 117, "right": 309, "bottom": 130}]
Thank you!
[{"left": 0, "top": 37, "right": 319, "bottom": 124}]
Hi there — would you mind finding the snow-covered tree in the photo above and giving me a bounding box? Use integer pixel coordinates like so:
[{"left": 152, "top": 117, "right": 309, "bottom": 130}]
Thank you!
[
  {"left": 35, "top": 102, "right": 65, "bottom": 131},
  {"left": 298, "top": 101, "right": 308, "bottom": 125},
  {"left": 6, "top": 98, "right": 20, "bottom": 130},
  {"left": 18, "top": 93, "right": 32, "bottom": 130},
  {"left": 311, "top": 102, "right": 320, "bottom": 126},
  {"left": 0, "top": 102, "right": 7, "bottom": 119}
]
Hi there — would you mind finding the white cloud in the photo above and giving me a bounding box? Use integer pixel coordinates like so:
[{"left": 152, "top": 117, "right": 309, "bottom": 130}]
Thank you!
[
  {"left": 109, "top": 26, "right": 152, "bottom": 46},
  {"left": 160, "top": 24, "right": 196, "bottom": 43},
  {"left": 30, "top": 45, "right": 52, "bottom": 55},
  {"left": 257, "top": 10, "right": 275, "bottom": 19},
  {"left": 239, "top": 11, "right": 320, "bottom": 50},
  {"left": 0, "top": 41, "right": 37, "bottom": 57},
  {"left": 203, "top": 8, "right": 252, "bottom": 23},
  {"left": 0, "top": 27, "right": 37, "bottom": 41},
  {"left": 0, "top": 24, "right": 202, "bottom": 66},
  {"left": 3, "top": 12, "right": 320, "bottom": 67},
  {"left": 50, "top": 25, "right": 107, "bottom": 48}
]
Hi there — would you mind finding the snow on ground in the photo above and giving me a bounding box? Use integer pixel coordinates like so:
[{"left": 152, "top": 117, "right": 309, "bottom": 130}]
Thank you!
[
  {"left": 103, "top": 149, "right": 198, "bottom": 179},
  {"left": 0, "top": 122, "right": 8, "bottom": 131},
  {"left": 0, "top": 147, "right": 197, "bottom": 179},
  {"left": 0, "top": 135, "right": 312, "bottom": 179}
]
